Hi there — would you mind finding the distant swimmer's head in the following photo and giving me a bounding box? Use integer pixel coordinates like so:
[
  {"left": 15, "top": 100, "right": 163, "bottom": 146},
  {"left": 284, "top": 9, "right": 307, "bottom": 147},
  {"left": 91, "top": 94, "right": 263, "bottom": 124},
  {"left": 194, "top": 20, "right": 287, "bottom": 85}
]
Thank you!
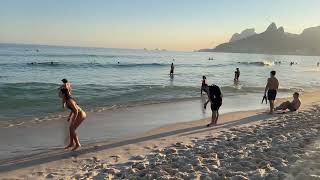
[
  {"left": 236, "top": 68, "right": 239, "bottom": 71},
  {"left": 61, "top": 78, "right": 68, "bottom": 84},
  {"left": 270, "top": 71, "right": 276, "bottom": 77},
  {"left": 202, "top": 76, "right": 206, "bottom": 80},
  {"left": 293, "top": 92, "right": 300, "bottom": 99}
]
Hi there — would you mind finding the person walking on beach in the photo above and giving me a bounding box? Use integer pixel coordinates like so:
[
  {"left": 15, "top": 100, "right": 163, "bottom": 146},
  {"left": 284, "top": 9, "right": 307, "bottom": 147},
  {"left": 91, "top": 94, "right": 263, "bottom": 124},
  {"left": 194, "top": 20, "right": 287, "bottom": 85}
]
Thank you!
[
  {"left": 264, "top": 71, "right": 279, "bottom": 114},
  {"left": 170, "top": 63, "right": 175, "bottom": 76},
  {"left": 204, "top": 84, "right": 223, "bottom": 126},
  {"left": 59, "top": 79, "right": 72, "bottom": 108},
  {"left": 201, "top": 76, "right": 208, "bottom": 95},
  {"left": 60, "top": 88, "right": 87, "bottom": 151},
  {"left": 234, "top": 68, "right": 240, "bottom": 81}
]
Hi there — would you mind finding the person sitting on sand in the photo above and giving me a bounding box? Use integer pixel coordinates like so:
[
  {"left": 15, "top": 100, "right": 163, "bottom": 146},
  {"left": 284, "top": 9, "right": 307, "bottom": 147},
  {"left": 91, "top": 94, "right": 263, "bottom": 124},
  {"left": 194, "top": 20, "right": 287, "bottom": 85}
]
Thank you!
[
  {"left": 170, "top": 63, "right": 174, "bottom": 76},
  {"left": 275, "top": 92, "right": 301, "bottom": 112},
  {"left": 264, "top": 71, "right": 279, "bottom": 114},
  {"left": 60, "top": 88, "right": 87, "bottom": 151},
  {"left": 201, "top": 76, "right": 208, "bottom": 95},
  {"left": 59, "top": 79, "right": 72, "bottom": 108},
  {"left": 204, "top": 84, "right": 223, "bottom": 127},
  {"left": 234, "top": 68, "right": 240, "bottom": 81}
]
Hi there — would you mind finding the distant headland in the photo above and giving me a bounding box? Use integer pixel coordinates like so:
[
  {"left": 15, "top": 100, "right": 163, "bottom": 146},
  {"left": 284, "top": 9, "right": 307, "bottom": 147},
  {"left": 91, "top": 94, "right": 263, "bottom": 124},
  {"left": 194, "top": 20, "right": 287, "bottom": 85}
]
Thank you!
[{"left": 199, "top": 23, "right": 320, "bottom": 56}]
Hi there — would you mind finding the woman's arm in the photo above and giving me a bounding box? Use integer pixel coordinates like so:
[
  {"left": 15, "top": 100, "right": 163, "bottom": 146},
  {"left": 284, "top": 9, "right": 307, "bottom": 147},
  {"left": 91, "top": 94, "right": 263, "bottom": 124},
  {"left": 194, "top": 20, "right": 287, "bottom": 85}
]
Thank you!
[
  {"left": 62, "top": 98, "right": 66, "bottom": 109},
  {"left": 264, "top": 79, "right": 270, "bottom": 95},
  {"left": 67, "top": 111, "right": 74, "bottom": 122},
  {"left": 67, "top": 83, "right": 72, "bottom": 94}
]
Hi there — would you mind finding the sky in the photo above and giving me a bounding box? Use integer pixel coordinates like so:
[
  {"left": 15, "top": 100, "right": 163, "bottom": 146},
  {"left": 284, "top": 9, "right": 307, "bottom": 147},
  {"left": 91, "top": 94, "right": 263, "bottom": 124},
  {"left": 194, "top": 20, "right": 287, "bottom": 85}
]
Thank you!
[{"left": 0, "top": 0, "right": 320, "bottom": 51}]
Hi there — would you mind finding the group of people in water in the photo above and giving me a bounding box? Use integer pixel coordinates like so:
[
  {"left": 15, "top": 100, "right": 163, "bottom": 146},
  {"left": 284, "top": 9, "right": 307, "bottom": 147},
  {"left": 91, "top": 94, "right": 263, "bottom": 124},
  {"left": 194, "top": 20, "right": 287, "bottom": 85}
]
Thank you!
[{"left": 28, "top": 61, "right": 56, "bottom": 65}]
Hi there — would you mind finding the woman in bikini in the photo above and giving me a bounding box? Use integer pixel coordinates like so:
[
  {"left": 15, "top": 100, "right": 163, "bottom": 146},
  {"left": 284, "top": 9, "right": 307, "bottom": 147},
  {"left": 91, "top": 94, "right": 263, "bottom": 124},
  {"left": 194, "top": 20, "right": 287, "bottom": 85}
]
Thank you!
[{"left": 60, "top": 88, "right": 87, "bottom": 151}]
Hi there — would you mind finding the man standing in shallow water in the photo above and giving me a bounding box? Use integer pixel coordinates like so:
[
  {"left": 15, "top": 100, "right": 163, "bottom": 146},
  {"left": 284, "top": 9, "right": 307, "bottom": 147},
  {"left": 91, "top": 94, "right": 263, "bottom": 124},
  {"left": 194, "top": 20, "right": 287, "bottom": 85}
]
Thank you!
[
  {"left": 264, "top": 71, "right": 279, "bottom": 114},
  {"left": 170, "top": 63, "right": 174, "bottom": 76}
]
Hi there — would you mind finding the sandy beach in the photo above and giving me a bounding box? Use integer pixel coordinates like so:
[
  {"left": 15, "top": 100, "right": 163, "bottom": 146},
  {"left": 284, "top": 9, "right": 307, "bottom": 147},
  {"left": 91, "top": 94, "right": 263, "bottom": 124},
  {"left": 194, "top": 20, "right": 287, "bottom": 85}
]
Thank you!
[{"left": 1, "top": 91, "right": 320, "bottom": 179}]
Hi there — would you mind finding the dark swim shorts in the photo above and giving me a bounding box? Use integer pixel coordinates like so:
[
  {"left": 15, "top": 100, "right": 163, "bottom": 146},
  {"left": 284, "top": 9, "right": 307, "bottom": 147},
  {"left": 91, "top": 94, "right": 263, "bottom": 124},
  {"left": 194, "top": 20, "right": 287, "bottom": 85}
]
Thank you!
[
  {"left": 267, "top": 89, "right": 277, "bottom": 100},
  {"left": 210, "top": 101, "right": 222, "bottom": 111}
]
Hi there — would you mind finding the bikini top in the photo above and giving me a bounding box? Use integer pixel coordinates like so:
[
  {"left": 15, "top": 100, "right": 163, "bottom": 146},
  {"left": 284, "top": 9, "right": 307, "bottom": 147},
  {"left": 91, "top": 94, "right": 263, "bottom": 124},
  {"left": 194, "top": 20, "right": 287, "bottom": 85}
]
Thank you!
[{"left": 61, "top": 88, "right": 72, "bottom": 100}]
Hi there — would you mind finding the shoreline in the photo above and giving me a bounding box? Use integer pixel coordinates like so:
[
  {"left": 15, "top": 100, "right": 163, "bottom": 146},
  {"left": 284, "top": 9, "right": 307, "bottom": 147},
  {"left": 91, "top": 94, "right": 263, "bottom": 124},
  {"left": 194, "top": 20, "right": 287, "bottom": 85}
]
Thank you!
[
  {"left": 1, "top": 90, "right": 320, "bottom": 178},
  {"left": 0, "top": 85, "right": 297, "bottom": 129},
  {"left": 0, "top": 90, "right": 293, "bottom": 160}
]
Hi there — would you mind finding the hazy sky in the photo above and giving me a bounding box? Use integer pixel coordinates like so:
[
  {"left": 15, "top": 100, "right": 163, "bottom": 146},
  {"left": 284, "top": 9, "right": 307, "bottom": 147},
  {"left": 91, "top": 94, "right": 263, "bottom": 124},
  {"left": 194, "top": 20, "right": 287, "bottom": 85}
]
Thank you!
[{"left": 1, "top": 0, "right": 320, "bottom": 51}]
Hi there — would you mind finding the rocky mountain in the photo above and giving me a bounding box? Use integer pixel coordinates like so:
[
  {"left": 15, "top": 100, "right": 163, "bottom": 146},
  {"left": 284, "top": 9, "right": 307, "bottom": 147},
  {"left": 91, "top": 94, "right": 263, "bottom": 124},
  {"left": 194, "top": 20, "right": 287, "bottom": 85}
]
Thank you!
[
  {"left": 229, "top": 28, "right": 256, "bottom": 42},
  {"left": 200, "top": 23, "right": 320, "bottom": 56}
]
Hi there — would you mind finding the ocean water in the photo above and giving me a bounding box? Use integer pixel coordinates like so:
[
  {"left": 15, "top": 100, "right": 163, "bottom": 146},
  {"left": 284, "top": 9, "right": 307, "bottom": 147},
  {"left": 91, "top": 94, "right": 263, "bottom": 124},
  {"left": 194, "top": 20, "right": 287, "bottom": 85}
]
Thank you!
[
  {"left": 0, "top": 43, "right": 320, "bottom": 128},
  {"left": 1, "top": 44, "right": 320, "bottom": 160}
]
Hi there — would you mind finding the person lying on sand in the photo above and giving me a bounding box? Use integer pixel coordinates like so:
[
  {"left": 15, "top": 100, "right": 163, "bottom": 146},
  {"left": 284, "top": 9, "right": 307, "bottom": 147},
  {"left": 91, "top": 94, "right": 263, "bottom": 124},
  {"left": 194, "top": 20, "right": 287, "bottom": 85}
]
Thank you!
[{"left": 275, "top": 92, "right": 301, "bottom": 112}]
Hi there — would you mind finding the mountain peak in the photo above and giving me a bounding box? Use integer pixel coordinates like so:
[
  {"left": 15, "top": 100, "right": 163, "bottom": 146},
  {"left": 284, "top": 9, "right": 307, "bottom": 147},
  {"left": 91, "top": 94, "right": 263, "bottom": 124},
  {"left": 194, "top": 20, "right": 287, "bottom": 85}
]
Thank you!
[
  {"left": 266, "top": 22, "right": 277, "bottom": 31},
  {"left": 200, "top": 23, "right": 320, "bottom": 56},
  {"left": 229, "top": 28, "right": 256, "bottom": 42},
  {"left": 278, "top": 26, "right": 284, "bottom": 33}
]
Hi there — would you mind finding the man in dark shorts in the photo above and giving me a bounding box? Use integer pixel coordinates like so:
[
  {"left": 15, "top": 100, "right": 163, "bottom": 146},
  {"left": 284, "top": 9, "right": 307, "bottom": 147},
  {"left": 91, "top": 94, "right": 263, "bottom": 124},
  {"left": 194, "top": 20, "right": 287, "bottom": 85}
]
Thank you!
[
  {"left": 264, "top": 71, "right": 279, "bottom": 114},
  {"left": 234, "top": 68, "right": 240, "bottom": 81},
  {"left": 170, "top": 63, "right": 174, "bottom": 76},
  {"left": 204, "top": 84, "right": 223, "bottom": 126}
]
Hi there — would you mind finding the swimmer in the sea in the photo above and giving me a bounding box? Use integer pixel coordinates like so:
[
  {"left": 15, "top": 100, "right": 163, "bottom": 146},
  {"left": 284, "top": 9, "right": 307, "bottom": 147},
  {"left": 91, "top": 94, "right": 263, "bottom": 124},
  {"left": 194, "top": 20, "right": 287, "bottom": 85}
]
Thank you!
[
  {"left": 170, "top": 63, "right": 174, "bottom": 76},
  {"left": 201, "top": 76, "right": 208, "bottom": 95},
  {"left": 234, "top": 68, "right": 240, "bottom": 81}
]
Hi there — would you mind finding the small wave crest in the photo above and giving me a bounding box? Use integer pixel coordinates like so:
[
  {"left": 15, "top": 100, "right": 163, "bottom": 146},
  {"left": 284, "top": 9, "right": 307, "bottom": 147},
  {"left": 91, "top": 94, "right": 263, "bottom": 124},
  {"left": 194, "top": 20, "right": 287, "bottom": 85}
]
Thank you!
[
  {"left": 24, "top": 62, "right": 168, "bottom": 68},
  {"left": 238, "top": 61, "right": 274, "bottom": 66}
]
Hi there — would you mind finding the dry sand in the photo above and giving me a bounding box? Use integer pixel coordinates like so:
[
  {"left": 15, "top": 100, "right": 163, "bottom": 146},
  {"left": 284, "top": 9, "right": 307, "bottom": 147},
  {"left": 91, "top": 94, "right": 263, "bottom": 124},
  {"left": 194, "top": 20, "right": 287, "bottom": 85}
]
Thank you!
[{"left": 1, "top": 91, "right": 320, "bottom": 179}]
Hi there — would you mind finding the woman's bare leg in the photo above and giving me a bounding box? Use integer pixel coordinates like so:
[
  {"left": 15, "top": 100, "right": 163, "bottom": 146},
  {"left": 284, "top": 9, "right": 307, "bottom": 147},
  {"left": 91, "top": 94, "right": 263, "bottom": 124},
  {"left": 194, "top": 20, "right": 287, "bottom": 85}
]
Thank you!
[
  {"left": 65, "top": 126, "right": 75, "bottom": 149},
  {"left": 214, "top": 111, "right": 219, "bottom": 124},
  {"left": 71, "top": 112, "right": 86, "bottom": 151}
]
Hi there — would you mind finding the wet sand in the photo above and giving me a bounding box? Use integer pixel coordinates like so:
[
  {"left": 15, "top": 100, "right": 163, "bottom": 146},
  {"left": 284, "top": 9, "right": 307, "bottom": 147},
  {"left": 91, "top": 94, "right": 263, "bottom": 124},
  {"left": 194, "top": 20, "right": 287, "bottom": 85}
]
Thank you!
[
  {"left": 0, "top": 93, "right": 269, "bottom": 160},
  {"left": 1, "top": 91, "right": 320, "bottom": 179}
]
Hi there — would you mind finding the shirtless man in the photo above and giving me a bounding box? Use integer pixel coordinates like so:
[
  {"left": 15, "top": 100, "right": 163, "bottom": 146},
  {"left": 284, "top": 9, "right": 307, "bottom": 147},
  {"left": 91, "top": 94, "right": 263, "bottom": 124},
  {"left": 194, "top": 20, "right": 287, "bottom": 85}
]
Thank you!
[
  {"left": 275, "top": 92, "right": 301, "bottom": 112},
  {"left": 234, "top": 68, "right": 240, "bottom": 81},
  {"left": 264, "top": 71, "right": 279, "bottom": 114},
  {"left": 170, "top": 63, "right": 174, "bottom": 76}
]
